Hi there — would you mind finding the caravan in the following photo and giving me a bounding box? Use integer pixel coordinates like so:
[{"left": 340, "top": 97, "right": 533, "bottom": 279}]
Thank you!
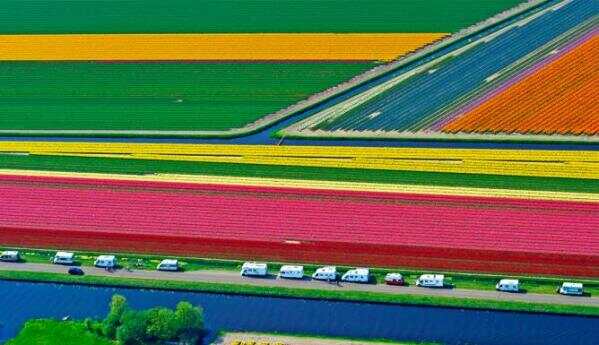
[
  {"left": 94, "top": 255, "right": 117, "bottom": 268},
  {"left": 240, "top": 262, "right": 268, "bottom": 277},
  {"left": 415, "top": 274, "right": 444, "bottom": 288},
  {"left": 341, "top": 268, "right": 370, "bottom": 283},
  {"left": 52, "top": 251, "right": 75, "bottom": 265},
  {"left": 558, "top": 282, "right": 583, "bottom": 296},
  {"left": 312, "top": 266, "right": 338, "bottom": 281},
  {"left": 0, "top": 251, "right": 20, "bottom": 262},
  {"left": 157, "top": 259, "right": 179, "bottom": 271},
  {"left": 496, "top": 279, "right": 520, "bottom": 292},
  {"left": 278, "top": 265, "right": 304, "bottom": 279}
]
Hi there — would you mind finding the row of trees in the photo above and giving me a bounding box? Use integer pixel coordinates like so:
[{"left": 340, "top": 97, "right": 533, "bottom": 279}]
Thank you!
[{"left": 86, "top": 294, "right": 204, "bottom": 345}]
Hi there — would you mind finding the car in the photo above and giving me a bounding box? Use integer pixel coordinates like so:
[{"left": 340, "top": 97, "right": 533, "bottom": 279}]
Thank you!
[
  {"left": 384, "top": 273, "right": 405, "bottom": 286},
  {"left": 68, "top": 267, "right": 84, "bottom": 275}
]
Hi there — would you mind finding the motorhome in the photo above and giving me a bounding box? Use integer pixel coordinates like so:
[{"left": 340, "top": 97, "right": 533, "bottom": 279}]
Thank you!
[
  {"left": 52, "top": 251, "right": 75, "bottom": 265},
  {"left": 312, "top": 266, "right": 338, "bottom": 281},
  {"left": 240, "top": 262, "right": 268, "bottom": 277},
  {"left": 94, "top": 255, "right": 117, "bottom": 268},
  {"left": 0, "top": 251, "right": 20, "bottom": 262},
  {"left": 415, "top": 274, "right": 444, "bottom": 288},
  {"left": 157, "top": 259, "right": 179, "bottom": 271},
  {"left": 496, "top": 279, "right": 520, "bottom": 292},
  {"left": 558, "top": 282, "right": 583, "bottom": 296},
  {"left": 341, "top": 268, "right": 370, "bottom": 283},
  {"left": 278, "top": 265, "right": 304, "bottom": 279}
]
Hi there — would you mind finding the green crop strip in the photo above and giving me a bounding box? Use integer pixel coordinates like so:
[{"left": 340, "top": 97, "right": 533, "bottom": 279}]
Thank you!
[
  {"left": 0, "top": 62, "right": 372, "bottom": 132},
  {"left": 0, "top": 154, "right": 597, "bottom": 194},
  {"left": 0, "top": 0, "right": 521, "bottom": 34}
]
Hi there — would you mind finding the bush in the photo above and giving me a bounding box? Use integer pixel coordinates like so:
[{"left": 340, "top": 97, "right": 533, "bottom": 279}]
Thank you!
[
  {"left": 116, "top": 310, "right": 148, "bottom": 345},
  {"left": 103, "top": 294, "right": 128, "bottom": 339}
]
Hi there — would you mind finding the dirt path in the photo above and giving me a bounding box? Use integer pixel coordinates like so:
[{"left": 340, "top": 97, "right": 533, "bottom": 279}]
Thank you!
[
  {"left": 0, "top": 262, "right": 597, "bottom": 307},
  {"left": 212, "top": 331, "right": 405, "bottom": 345}
]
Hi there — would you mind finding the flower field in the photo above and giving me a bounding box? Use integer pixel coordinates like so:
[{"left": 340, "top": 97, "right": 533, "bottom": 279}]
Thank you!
[
  {"left": 442, "top": 32, "right": 598, "bottom": 136},
  {"left": 0, "top": 33, "right": 445, "bottom": 62},
  {"left": 0, "top": 173, "right": 597, "bottom": 277}
]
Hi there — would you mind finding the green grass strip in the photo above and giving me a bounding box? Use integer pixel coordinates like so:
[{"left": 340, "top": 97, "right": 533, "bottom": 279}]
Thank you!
[
  {"left": 5, "top": 320, "right": 112, "bottom": 345},
  {"left": 0, "top": 0, "right": 521, "bottom": 34},
  {"left": 0, "top": 153, "right": 597, "bottom": 194},
  {"left": 1, "top": 270, "right": 597, "bottom": 317}
]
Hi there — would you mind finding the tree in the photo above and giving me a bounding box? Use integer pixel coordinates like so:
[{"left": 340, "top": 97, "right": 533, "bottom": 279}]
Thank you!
[
  {"left": 116, "top": 310, "right": 148, "bottom": 345},
  {"left": 103, "top": 294, "right": 128, "bottom": 339},
  {"left": 174, "top": 302, "right": 204, "bottom": 344},
  {"left": 145, "top": 307, "right": 178, "bottom": 341}
]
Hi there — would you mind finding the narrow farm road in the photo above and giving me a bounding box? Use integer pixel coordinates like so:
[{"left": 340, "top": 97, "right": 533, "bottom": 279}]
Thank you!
[{"left": 0, "top": 262, "right": 597, "bottom": 307}]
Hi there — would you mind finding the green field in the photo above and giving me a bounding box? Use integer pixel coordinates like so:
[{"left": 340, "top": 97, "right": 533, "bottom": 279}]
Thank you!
[
  {"left": 1, "top": 0, "right": 522, "bottom": 34},
  {"left": 0, "top": 62, "right": 371, "bottom": 132},
  {"left": 0, "top": 153, "right": 596, "bottom": 194},
  {"left": 6, "top": 320, "right": 112, "bottom": 345}
]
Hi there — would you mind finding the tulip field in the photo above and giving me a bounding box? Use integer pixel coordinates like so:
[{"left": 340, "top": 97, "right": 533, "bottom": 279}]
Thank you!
[{"left": 0, "top": 173, "right": 597, "bottom": 277}]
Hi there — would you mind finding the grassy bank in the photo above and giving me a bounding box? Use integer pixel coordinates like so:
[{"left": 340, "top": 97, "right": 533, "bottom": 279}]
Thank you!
[
  {"left": 5, "top": 320, "right": 111, "bottom": 345},
  {"left": 4, "top": 246, "right": 599, "bottom": 297},
  {"left": 1, "top": 154, "right": 596, "bottom": 194},
  {"left": 1, "top": 270, "right": 597, "bottom": 317}
]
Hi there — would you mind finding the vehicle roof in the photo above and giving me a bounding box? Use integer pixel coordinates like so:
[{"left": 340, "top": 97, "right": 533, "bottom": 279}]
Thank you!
[
  {"left": 316, "top": 266, "right": 336, "bottom": 272},
  {"left": 420, "top": 274, "right": 444, "bottom": 280},
  {"left": 348, "top": 268, "right": 370, "bottom": 274},
  {"left": 1, "top": 250, "right": 19, "bottom": 255},
  {"left": 499, "top": 279, "right": 519, "bottom": 284},
  {"left": 563, "top": 282, "right": 583, "bottom": 288},
  {"left": 242, "top": 262, "right": 267, "bottom": 268},
  {"left": 385, "top": 272, "right": 403, "bottom": 278},
  {"left": 160, "top": 259, "right": 178, "bottom": 265},
  {"left": 97, "top": 255, "right": 116, "bottom": 260},
  {"left": 56, "top": 251, "right": 74, "bottom": 257},
  {"left": 280, "top": 265, "right": 303, "bottom": 270}
]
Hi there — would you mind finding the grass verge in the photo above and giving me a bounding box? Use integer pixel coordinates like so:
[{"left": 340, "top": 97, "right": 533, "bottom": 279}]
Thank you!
[
  {"left": 1, "top": 270, "right": 598, "bottom": 317},
  {"left": 5, "top": 319, "right": 112, "bottom": 345}
]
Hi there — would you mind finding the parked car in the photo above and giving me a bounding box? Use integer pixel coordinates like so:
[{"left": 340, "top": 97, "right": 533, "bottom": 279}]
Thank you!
[
  {"left": 94, "top": 255, "right": 117, "bottom": 268},
  {"left": 157, "top": 259, "right": 179, "bottom": 271},
  {"left": 0, "top": 250, "right": 20, "bottom": 262},
  {"left": 415, "top": 274, "right": 445, "bottom": 288},
  {"left": 312, "top": 266, "right": 338, "bottom": 281},
  {"left": 240, "top": 262, "right": 268, "bottom": 277},
  {"left": 384, "top": 273, "right": 405, "bottom": 286},
  {"left": 558, "top": 282, "right": 584, "bottom": 296},
  {"left": 278, "top": 265, "right": 304, "bottom": 279},
  {"left": 68, "top": 267, "right": 84, "bottom": 275},
  {"left": 53, "top": 251, "right": 75, "bottom": 265},
  {"left": 496, "top": 279, "right": 520, "bottom": 292},
  {"left": 341, "top": 268, "right": 370, "bottom": 283}
]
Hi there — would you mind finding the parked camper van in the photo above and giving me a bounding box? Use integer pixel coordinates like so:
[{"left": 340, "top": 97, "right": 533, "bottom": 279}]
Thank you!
[
  {"left": 496, "top": 279, "right": 520, "bottom": 292},
  {"left": 240, "top": 262, "right": 268, "bottom": 277},
  {"left": 384, "top": 273, "right": 405, "bottom": 286},
  {"left": 278, "top": 265, "right": 304, "bottom": 279},
  {"left": 0, "top": 250, "right": 20, "bottom": 262},
  {"left": 52, "top": 251, "right": 75, "bottom": 265},
  {"left": 341, "top": 268, "right": 370, "bottom": 283},
  {"left": 94, "top": 255, "right": 117, "bottom": 268},
  {"left": 312, "top": 266, "right": 338, "bottom": 281},
  {"left": 157, "top": 259, "right": 179, "bottom": 271},
  {"left": 558, "top": 282, "right": 584, "bottom": 296},
  {"left": 415, "top": 274, "right": 444, "bottom": 288}
]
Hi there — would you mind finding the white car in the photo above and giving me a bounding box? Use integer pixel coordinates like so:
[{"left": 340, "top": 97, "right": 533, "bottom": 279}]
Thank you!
[
  {"left": 240, "top": 262, "right": 268, "bottom": 277},
  {"left": 415, "top": 274, "right": 444, "bottom": 288},
  {"left": 157, "top": 259, "right": 179, "bottom": 271},
  {"left": 312, "top": 266, "right": 337, "bottom": 281},
  {"left": 53, "top": 251, "right": 75, "bottom": 265},
  {"left": 558, "top": 282, "right": 583, "bottom": 296},
  {"left": 496, "top": 279, "right": 520, "bottom": 292},
  {"left": 0, "top": 251, "right": 20, "bottom": 262}
]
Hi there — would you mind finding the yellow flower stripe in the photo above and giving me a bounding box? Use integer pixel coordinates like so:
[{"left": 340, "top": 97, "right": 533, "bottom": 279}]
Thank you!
[
  {"left": 1, "top": 141, "right": 596, "bottom": 179},
  {"left": 1, "top": 169, "right": 596, "bottom": 202},
  {"left": 0, "top": 33, "right": 446, "bottom": 61}
]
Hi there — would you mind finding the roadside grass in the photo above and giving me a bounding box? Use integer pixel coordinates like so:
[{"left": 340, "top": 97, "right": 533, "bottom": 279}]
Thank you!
[
  {"left": 1, "top": 270, "right": 597, "bottom": 317},
  {"left": 1, "top": 154, "right": 597, "bottom": 194},
  {"left": 5, "top": 319, "right": 112, "bottom": 345},
  {"left": 3, "top": 246, "right": 598, "bottom": 297}
]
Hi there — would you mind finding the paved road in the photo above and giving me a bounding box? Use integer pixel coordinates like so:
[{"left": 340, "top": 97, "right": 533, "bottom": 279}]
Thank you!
[{"left": 0, "top": 262, "right": 597, "bottom": 307}]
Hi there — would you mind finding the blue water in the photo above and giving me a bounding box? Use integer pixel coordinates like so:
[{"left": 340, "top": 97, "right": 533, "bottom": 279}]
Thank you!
[
  {"left": 324, "top": 0, "right": 598, "bottom": 131},
  {"left": 0, "top": 280, "right": 598, "bottom": 345}
]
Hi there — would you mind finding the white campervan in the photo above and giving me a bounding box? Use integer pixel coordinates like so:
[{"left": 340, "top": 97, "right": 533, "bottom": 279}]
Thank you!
[
  {"left": 157, "top": 259, "right": 179, "bottom": 271},
  {"left": 94, "top": 255, "right": 117, "bottom": 268},
  {"left": 240, "top": 262, "right": 268, "bottom": 277},
  {"left": 558, "top": 282, "right": 583, "bottom": 296},
  {"left": 341, "top": 268, "right": 370, "bottom": 283},
  {"left": 0, "top": 250, "right": 20, "bottom": 262},
  {"left": 415, "top": 274, "right": 444, "bottom": 288},
  {"left": 278, "top": 265, "right": 304, "bottom": 279},
  {"left": 496, "top": 279, "right": 520, "bottom": 292},
  {"left": 312, "top": 266, "right": 338, "bottom": 281},
  {"left": 53, "top": 251, "right": 75, "bottom": 265}
]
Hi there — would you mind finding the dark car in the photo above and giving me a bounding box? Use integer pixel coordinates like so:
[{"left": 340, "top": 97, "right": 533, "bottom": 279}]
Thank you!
[{"left": 68, "top": 267, "right": 84, "bottom": 275}]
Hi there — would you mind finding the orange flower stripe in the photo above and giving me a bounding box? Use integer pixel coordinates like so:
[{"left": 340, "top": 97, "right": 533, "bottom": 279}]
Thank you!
[
  {"left": 443, "top": 33, "right": 599, "bottom": 136},
  {"left": 0, "top": 33, "right": 446, "bottom": 61}
]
